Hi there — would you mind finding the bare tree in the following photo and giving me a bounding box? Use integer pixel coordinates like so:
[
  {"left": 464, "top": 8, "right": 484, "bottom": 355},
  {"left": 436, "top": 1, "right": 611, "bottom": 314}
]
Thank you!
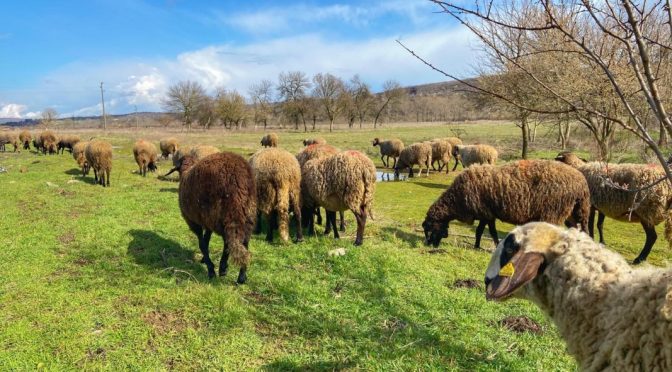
[
  {"left": 349, "top": 75, "right": 373, "bottom": 128},
  {"left": 41, "top": 108, "right": 58, "bottom": 127},
  {"left": 312, "top": 73, "right": 345, "bottom": 132},
  {"left": 373, "top": 80, "right": 406, "bottom": 128},
  {"left": 249, "top": 80, "right": 274, "bottom": 130},
  {"left": 215, "top": 89, "right": 248, "bottom": 129},
  {"left": 195, "top": 96, "right": 216, "bottom": 130},
  {"left": 277, "top": 71, "right": 311, "bottom": 130},
  {"left": 162, "top": 80, "right": 207, "bottom": 132}
]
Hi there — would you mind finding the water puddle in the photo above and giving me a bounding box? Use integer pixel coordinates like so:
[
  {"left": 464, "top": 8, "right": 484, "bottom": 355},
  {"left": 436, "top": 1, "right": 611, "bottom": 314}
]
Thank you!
[{"left": 376, "top": 171, "right": 406, "bottom": 182}]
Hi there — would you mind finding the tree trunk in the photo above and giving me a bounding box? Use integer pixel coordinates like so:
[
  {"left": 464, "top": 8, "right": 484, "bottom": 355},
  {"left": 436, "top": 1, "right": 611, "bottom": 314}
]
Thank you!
[
  {"left": 520, "top": 116, "right": 529, "bottom": 160},
  {"left": 329, "top": 118, "right": 334, "bottom": 132},
  {"left": 660, "top": 120, "right": 668, "bottom": 146}
]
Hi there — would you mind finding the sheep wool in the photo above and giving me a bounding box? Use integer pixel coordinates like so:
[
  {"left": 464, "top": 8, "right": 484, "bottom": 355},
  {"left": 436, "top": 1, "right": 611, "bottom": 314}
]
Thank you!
[
  {"left": 85, "top": 140, "right": 113, "bottom": 187},
  {"left": 485, "top": 222, "right": 672, "bottom": 371},
  {"left": 296, "top": 144, "right": 339, "bottom": 168},
  {"left": 133, "top": 140, "right": 159, "bottom": 177},
  {"left": 452, "top": 144, "right": 498, "bottom": 171},
  {"left": 159, "top": 138, "right": 179, "bottom": 159},
  {"left": 372, "top": 138, "right": 405, "bottom": 168},
  {"left": 0, "top": 132, "right": 20, "bottom": 152},
  {"left": 72, "top": 141, "right": 90, "bottom": 176},
  {"left": 39, "top": 130, "right": 59, "bottom": 155},
  {"left": 19, "top": 130, "right": 31, "bottom": 150},
  {"left": 429, "top": 139, "right": 452, "bottom": 173},
  {"left": 394, "top": 142, "right": 431, "bottom": 178}
]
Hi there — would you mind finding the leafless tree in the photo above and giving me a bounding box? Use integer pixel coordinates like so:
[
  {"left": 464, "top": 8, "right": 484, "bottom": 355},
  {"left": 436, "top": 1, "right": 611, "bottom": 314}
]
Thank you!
[
  {"left": 348, "top": 75, "right": 374, "bottom": 128},
  {"left": 162, "top": 80, "right": 208, "bottom": 132},
  {"left": 195, "top": 96, "right": 216, "bottom": 130},
  {"left": 312, "top": 73, "right": 345, "bottom": 132},
  {"left": 373, "top": 80, "right": 406, "bottom": 128},
  {"left": 277, "top": 71, "right": 311, "bottom": 130},
  {"left": 216, "top": 88, "right": 248, "bottom": 129},
  {"left": 41, "top": 108, "right": 58, "bottom": 127},
  {"left": 249, "top": 80, "right": 274, "bottom": 130}
]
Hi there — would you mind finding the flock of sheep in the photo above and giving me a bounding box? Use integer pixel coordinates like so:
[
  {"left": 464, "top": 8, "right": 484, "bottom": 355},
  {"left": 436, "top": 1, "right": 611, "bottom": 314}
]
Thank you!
[{"left": 3, "top": 128, "right": 672, "bottom": 369}]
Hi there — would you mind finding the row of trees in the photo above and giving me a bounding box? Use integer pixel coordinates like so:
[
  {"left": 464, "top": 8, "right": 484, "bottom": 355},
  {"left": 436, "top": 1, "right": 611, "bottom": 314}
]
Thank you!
[{"left": 162, "top": 72, "right": 475, "bottom": 132}]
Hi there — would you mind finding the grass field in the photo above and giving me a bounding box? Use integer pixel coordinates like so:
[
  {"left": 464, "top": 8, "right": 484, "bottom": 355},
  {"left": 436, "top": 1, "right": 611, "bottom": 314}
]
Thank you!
[{"left": 0, "top": 121, "right": 670, "bottom": 370}]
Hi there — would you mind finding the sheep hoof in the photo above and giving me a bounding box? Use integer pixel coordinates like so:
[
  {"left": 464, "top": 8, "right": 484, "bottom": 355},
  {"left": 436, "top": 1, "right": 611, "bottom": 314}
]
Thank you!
[
  {"left": 207, "top": 270, "right": 216, "bottom": 279},
  {"left": 219, "top": 269, "right": 227, "bottom": 277},
  {"left": 295, "top": 237, "right": 304, "bottom": 243},
  {"left": 354, "top": 239, "right": 363, "bottom": 246},
  {"left": 632, "top": 258, "right": 644, "bottom": 265},
  {"left": 339, "top": 226, "right": 346, "bottom": 232},
  {"left": 236, "top": 272, "right": 247, "bottom": 285}
]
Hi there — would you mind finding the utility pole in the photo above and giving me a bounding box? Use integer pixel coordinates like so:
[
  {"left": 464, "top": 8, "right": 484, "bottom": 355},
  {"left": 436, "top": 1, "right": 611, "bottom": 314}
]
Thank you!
[
  {"left": 100, "top": 82, "right": 107, "bottom": 130},
  {"left": 135, "top": 105, "right": 139, "bottom": 129}
]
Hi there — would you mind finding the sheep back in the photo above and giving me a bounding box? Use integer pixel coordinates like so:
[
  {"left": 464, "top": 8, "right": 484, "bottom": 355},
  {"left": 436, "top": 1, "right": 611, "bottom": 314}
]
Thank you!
[
  {"left": 296, "top": 144, "right": 339, "bottom": 168},
  {"left": 159, "top": 138, "right": 179, "bottom": 158},
  {"left": 396, "top": 142, "right": 431, "bottom": 171},
  {"left": 456, "top": 144, "right": 498, "bottom": 168}
]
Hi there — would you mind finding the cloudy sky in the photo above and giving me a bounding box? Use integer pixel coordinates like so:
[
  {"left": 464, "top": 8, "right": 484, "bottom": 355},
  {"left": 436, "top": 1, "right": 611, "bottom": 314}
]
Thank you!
[{"left": 0, "top": 0, "right": 478, "bottom": 119}]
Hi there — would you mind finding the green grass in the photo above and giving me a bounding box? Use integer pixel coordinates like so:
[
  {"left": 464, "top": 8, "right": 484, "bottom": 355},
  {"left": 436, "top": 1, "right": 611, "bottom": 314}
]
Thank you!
[{"left": 0, "top": 121, "right": 670, "bottom": 370}]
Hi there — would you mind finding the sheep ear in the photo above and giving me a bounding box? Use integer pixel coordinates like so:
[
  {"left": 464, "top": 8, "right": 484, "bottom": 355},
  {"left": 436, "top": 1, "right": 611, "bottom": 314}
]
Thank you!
[{"left": 486, "top": 251, "right": 544, "bottom": 301}]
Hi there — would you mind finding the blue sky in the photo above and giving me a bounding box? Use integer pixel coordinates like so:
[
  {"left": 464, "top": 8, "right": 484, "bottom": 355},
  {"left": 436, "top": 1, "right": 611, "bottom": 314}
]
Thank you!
[{"left": 0, "top": 0, "right": 476, "bottom": 118}]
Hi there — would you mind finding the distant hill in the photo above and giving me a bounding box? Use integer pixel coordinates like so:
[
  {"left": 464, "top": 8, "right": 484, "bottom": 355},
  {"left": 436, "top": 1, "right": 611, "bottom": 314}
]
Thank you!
[
  {"left": 404, "top": 79, "right": 477, "bottom": 97},
  {"left": 0, "top": 112, "right": 165, "bottom": 127}
]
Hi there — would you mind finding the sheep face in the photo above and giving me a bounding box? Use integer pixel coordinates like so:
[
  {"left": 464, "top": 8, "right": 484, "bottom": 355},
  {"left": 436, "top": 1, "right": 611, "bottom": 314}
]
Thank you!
[
  {"left": 372, "top": 138, "right": 380, "bottom": 146},
  {"left": 422, "top": 218, "right": 448, "bottom": 247},
  {"left": 484, "top": 222, "right": 563, "bottom": 301}
]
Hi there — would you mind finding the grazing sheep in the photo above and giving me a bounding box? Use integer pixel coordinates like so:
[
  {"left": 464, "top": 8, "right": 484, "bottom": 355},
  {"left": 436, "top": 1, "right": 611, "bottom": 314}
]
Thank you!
[
  {"left": 260, "top": 133, "right": 278, "bottom": 148},
  {"left": 39, "top": 130, "right": 59, "bottom": 155},
  {"left": 32, "top": 135, "right": 43, "bottom": 153},
  {"left": 19, "top": 130, "right": 31, "bottom": 150},
  {"left": 303, "top": 138, "right": 326, "bottom": 146},
  {"left": 0, "top": 132, "right": 20, "bottom": 152},
  {"left": 485, "top": 222, "right": 672, "bottom": 371},
  {"left": 302, "top": 150, "right": 376, "bottom": 245},
  {"left": 72, "top": 141, "right": 90, "bottom": 176},
  {"left": 429, "top": 139, "right": 452, "bottom": 173},
  {"left": 556, "top": 151, "right": 672, "bottom": 264},
  {"left": 85, "top": 140, "right": 113, "bottom": 187},
  {"left": 159, "top": 137, "right": 179, "bottom": 159},
  {"left": 57, "top": 135, "right": 81, "bottom": 154},
  {"left": 171, "top": 146, "right": 193, "bottom": 168},
  {"left": 176, "top": 152, "right": 257, "bottom": 284},
  {"left": 249, "top": 148, "right": 303, "bottom": 243},
  {"left": 372, "top": 138, "right": 405, "bottom": 168},
  {"left": 451, "top": 144, "right": 498, "bottom": 171},
  {"left": 394, "top": 142, "right": 432, "bottom": 178},
  {"left": 133, "top": 140, "right": 158, "bottom": 177},
  {"left": 422, "top": 160, "right": 590, "bottom": 249},
  {"left": 295, "top": 143, "right": 345, "bottom": 231}
]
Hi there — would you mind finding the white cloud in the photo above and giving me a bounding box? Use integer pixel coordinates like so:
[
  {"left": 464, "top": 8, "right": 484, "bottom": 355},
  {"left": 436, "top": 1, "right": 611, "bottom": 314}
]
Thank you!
[{"left": 0, "top": 103, "right": 28, "bottom": 118}]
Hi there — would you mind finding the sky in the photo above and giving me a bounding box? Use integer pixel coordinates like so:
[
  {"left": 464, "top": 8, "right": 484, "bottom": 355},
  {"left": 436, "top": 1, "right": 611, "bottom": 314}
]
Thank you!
[{"left": 0, "top": 0, "right": 478, "bottom": 119}]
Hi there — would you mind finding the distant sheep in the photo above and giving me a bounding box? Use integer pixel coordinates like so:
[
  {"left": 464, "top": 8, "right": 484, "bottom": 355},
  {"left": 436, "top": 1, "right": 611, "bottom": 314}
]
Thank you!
[
  {"left": 176, "top": 152, "right": 257, "bottom": 284},
  {"left": 261, "top": 133, "right": 278, "bottom": 147},
  {"left": 133, "top": 140, "right": 158, "bottom": 177},
  {"left": 422, "top": 160, "right": 590, "bottom": 249},
  {"left": 159, "top": 137, "right": 179, "bottom": 159},
  {"left": 85, "top": 140, "right": 113, "bottom": 187},
  {"left": 372, "top": 138, "right": 404, "bottom": 168},
  {"left": 72, "top": 141, "right": 90, "bottom": 176},
  {"left": 394, "top": 142, "right": 431, "bottom": 178},
  {"left": 19, "top": 130, "right": 31, "bottom": 150},
  {"left": 0, "top": 132, "right": 20, "bottom": 152},
  {"left": 250, "top": 148, "right": 303, "bottom": 243},
  {"left": 303, "top": 138, "right": 326, "bottom": 146},
  {"left": 57, "top": 135, "right": 81, "bottom": 154},
  {"left": 451, "top": 144, "right": 498, "bottom": 171},
  {"left": 429, "top": 139, "right": 452, "bottom": 173},
  {"left": 39, "top": 131, "right": 59, "bottom": 155}
]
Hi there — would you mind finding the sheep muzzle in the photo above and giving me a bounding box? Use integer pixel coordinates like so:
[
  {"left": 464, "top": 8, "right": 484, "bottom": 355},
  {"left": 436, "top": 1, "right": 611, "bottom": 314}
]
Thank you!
[{"left": 485, "top": 251, "right": 544, "bottom": 301}]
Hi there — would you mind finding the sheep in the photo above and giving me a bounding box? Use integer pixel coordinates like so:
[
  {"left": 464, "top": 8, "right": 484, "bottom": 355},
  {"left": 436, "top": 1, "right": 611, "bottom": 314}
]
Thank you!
[
  {"left": 301, "top": 150, "right": 376, "bottom": 245},
  {"left": 555, "top": 151, "right": 672, "bottom": 264},
  {"left": 451, "top": 144, "right": 498, "bottom": 171},
  {"left": 295, "top": 143, "right": 346, "bottom": 231},
  {"left": 172, "top": 146, "right": 193, "bottom": 168},
  {"left": 39, "top": 130, "right": 58, "bottom": 155},
  {"left": 0, "top": 132, "right": 20, "bottom": 152},
  {"left": 19, "top": 130, "right": 31, "bottom": 150},
  {"left": 85, "top": 140, "right": 113, "bottom": 187},
  {"left": 372, "top": 138, "right": 404, "bottom": 168},
  {"left": 72, "top": 141, "right": 90, "bottom": 176},
  {"left": 249, "top": 148, "right": 303, "bottom": 243},
  {"left": 422, "top": 160, "right": 590, "bottom": 249},
  {"left": 32, "top": 135, "right": 43, "bottom": 153},
  {"left": 303, "top": 138, "right": 326, "bottom": 146},
  {"left": 57, "top": 135, "right": 81, "bottom": 154},
  {"left": 176, "top": 152, "right": 257, "bottom": 284},
  {"left": 485, "top": 222, "right": 672, "bottom": 371},
  {"left": 260, "top": 133, "right": 278, "bottom": 148},
  {"left": 132, "top": 140, "right": 158, "bottom": 177},
  {"left": 429, "top": 139, "right": 452, "bottom": 173},
  {"left": 166, "top": 145, "right": 220, "bottom": 177},
  {"left": 394, "top": 142, "right": 432, "bottom": 178},
  {"left": 159, "top": 137, "right": 179, "bottom": 159}
]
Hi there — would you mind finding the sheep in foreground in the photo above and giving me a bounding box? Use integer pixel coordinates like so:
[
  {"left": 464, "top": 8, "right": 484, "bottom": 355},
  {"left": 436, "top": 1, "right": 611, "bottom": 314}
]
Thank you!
[
  {"left": 295, "top": 143, "right": 346, "bottom": 231},
  {"left": 39, "top": 131, "right": 59, "bottom": 155},
  {"left": 451, "top": 144, "right": 498, "bottom": 171},
  {"left": 556, "top": 151, "right": 672, "bottom": 264},
  {"left": 177, "top": 152, "right": 257, "bottom": 284},
  {"left": 485, "top": 222, "right": 672, "bottom": 371},
  {"left": 303, "top": 138, "right": 326, "bottom": 146},
  {"left": 0, "top": 133, "right": 20, "bottom": 152},
  {"left": 132, "top": 140, "right": 158, "bottom": 177},
  {"left": 422, "top": 160, "right": 590, "bottom": 249},
  {"left": 57, "top": 135, "right": 80, "bottom": 154},
  {"left": 429, "top": 139, "right": 452, "bottom": 173},
  {"left": 159, "top": 137, "right": 179, "bottom": 159},
  {"left": 372, "top": 138, "right": 404, "bottom": 168},
  {"left": 250, "top": 148, "right": 303, "bottom": 243},
  {"left": 85, "top": 140, "right": 113, "bottom": 187},
  {"left": 302, "top": 150, "right": 376, "bottom": 245},
  {"left": 19, "top": 130, "right": 31, "bottom": 150},
  {"left": 394, "top": 142, "right": 431, "bottom": 178},
  {"left": 72, "top": 141, "right": 90, "bottom": 176},
  {"left": 260, "top": 133, "right": 278, "bottom": 148}
]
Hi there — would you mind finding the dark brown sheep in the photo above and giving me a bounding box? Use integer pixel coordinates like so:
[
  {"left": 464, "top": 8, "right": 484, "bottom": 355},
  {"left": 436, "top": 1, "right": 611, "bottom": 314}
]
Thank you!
[
  {"left": 422, "top": 160, "right": 591, "bottom": 249},
  {"left": 39, "top": 130, "right": 58, "bottom": 155},
  {"left": 85, "top": 140, "right": 113, "bottom": 187},
  {"left": 58, "top": 135, "right": 81, "bottom": 154},
  {"left": 260, "top": 133, "right": 278, "bottom": 147},
  {"left": 133, "top": 140, "right": 158, "bottom": 177},
  {"left": 176, "top": 152, "right": 257, "bottom": 284}
]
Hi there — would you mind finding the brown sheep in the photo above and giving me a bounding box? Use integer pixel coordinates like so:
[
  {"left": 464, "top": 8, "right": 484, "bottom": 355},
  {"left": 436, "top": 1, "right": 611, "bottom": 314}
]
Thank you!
[
  {"left": 250, "top": 148, "right": 303, "bottom": 243},
  {"left": 394, "top": 142, "right": 432, "bottom": 178},
  {"left": 166, "top": 145, "right": 219, "bottom": 177},
  {"left": 72, "top": 141, "right": 90, "bottom": 176},
  {"left": 302, "top": 150, "right": 376, "bottom": 245},
  {"left": 19, "top": 130, "right": 31, "bottom": 150},
  {"left": 429, "top": 139, "right": 452, "bottom": 173},
  {"left": 39, "top": 130, "right": 59, "bottom": 155},
  {"left": 451, "top": 144, "right": 498, "bottom": 171},
  {"left": 58, "top": 135, "right": 81, "bottom": 154},
  {"left": 85, "top": 140, "right": 113, "bottom": 187},
  {"left": 422, "top": 160, "right": 590, "bottom": 249},
  {"left": 172, "top": 145, "right": 193, "bottom": 168},
  {"left": 303, "top": 138, "right": 326, "bottom": 146},
  {"left": 133, "top": 140, "right": 158, "bottom": 177},
  {"left": 0, "top": 132, "right": 20, "bottom": 152},
  {"left": 159, "top": 137, "right": 179, "bottom": 159},
  {"left": 260, "top": 133, "right": 278, "bottom": 147},
  {"left": 176, "top": 152, "right": 257, "bottom": 284},
  {"left": 372, "top": 138, "right": 404, "bottom": 168}
]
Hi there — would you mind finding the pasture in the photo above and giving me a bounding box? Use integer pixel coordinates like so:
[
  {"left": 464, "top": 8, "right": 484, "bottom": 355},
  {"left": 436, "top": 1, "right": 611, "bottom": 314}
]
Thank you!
[{"left": 0, "top": 121, "right": 669, "bottom": 370}]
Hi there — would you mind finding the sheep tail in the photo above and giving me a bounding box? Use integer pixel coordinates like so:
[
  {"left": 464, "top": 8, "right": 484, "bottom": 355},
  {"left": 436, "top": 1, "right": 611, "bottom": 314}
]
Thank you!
[
  {"left": 363, "top": 168, "right": 375, "bottom": 220},
  {"left": 227, "top": 237, "right": 251, "bottom": 267},
  {"left": 664, "top": 209, "right": 672, "bottom": 247}
]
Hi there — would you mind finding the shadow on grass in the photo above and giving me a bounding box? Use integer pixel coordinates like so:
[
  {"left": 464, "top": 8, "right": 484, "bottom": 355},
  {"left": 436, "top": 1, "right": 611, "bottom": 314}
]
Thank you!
[
  {"left": 159, "top": 188, "right": 178, "bottom": 193},
  {"left": 127, "top": 229, "right": 208, "bottom": 281},
  {"left": 63, "top": 169, "right": 97, "bottom": 185},
  {"left": 414, "top": 182, "right": 449, "bottom": 190},
  {"left": 381, "top": 226, "right": 423, "bottom": 247},
  {"left": 262, "top": 360, "right": 356, "bottom": 371}
]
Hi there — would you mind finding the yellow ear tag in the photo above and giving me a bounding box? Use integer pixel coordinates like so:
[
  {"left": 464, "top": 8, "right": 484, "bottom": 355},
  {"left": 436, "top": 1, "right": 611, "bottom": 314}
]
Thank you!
[{"left": 499, "top": 262, "right": 515, "bottom": 277}]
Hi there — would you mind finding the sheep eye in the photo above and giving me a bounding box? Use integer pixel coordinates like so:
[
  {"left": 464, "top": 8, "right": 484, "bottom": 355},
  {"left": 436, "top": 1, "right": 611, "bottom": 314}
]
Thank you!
[{"left": 505, "top": 247, "right": 514, "bottom": 255}]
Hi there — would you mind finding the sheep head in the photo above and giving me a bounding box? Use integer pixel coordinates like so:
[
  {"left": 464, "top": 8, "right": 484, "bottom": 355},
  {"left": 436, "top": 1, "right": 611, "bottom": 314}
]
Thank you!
[
  {"left": 165, "top": 154, "right": 196, "bottom": 177},
  {"left": 554, "top": 151, "right": 586, "bottom": 167},
  {"left": 422, "top": 217, "right": 448, "bottom": 247},
  {"left": 372, "top": 138, "right": 380, "bottom": 146},
  {"left": 484, "top": 222, "right": 565, "bottom": 301}
]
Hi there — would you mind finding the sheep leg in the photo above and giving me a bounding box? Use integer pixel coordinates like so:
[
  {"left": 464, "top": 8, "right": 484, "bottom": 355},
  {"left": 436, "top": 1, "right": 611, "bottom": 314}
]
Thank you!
[
  {"left": 633, "top": 222, "right": 657, "bottom": 265},
  {"left": 392, "top": 157, "right": 397, "bottom": 169},
  {"left": 253, "top": 212, "right": 263, "bottom": 234},
  {"left": 265, "top": 211, "right": 277, "bottom": 242},
  {"left": 353, "top": 208, "right": 367, "bottom": 246},
  {"left": 326, "top": 211, "right": 339, "bottom": 239},
  {"left": 292, "top": 199, "right": 304, "bottom": 243},
  {"left": 408, "top": 167, "right": 414, "bottom": 178},
  {"left": 474, "top": 220, "right": 488, "bottom": 249},
  {"left": 381, "top": 155, "right": 387, "bottom": 168},
  {"left": 487, "top": 220, "right": 500, "bottom": 245},
  {"left": 597, "top": 212, "right": 606, "bottom": 244},
  {"left": 93, "top": 168, "right": 99, "bottom": 183},
  {"left": 189, "top": 224, "right": 215, "bottom": 279},
  {"left": 452, "top": 158, "right": 460, "bottom": 171},
  {"left": 219, "top": 242, "right": 229, "bottom": 277},
  {"left": 324, "top": 211, "right": 333, "bottom": 236},
  {"left": 339, "top": 211, "right": 346, "bottom": 232},
  {"left": 105, "top": 169, "right": 111, "bottom": 187},
  {"left": 306, "top": 207, "right": 316, "bottom": 236},
  {"left": 588, "top": 208, "right": 596, "bottom": 239},
  {"left": 316, "top": 207, "right": 323, "bottom": 225},
  {"left": 236, "top": 240, "right": 250, "bottom": 285}
]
